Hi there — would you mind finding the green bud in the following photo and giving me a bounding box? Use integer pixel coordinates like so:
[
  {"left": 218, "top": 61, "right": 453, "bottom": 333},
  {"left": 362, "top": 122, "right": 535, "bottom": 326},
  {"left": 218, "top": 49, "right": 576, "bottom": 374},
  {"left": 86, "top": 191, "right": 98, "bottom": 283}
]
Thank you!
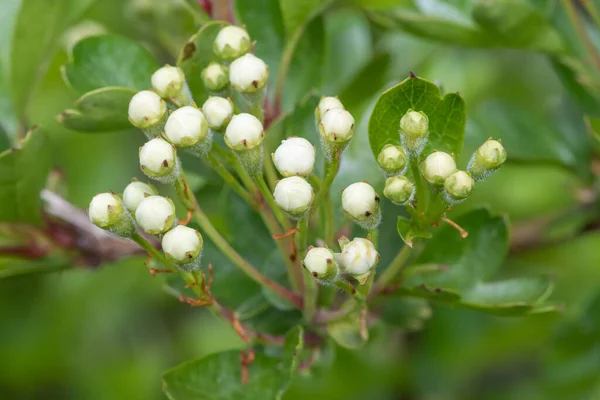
[
  {"left": 88, "top": 192, "right": 135, "bottom": 238},
  {"left": 303, "top": 247, "right": 339, "bottom": 283},
  {"left": 341, "top": 182, "right": 381, "bottom": 229},
  {"left": 399, "top": 109, "right": 429, "bottom": 155},
  {"left": 139, "top": 138, "right": 179, "bottom": 183},
  {"left": 444, "top": 170, "right": 474, "bottom": 202},
  {"left": 162, "top": 225, "right": 204, "bottom": 271},
  {"left": 420, "top": 151, "right": 457, "bottom": 186},
  {"left": 202, "top": 62, "right": 229, "bottom": 92},
  {"left": 383, "top": 176, "right": 414, "bottom": 205},
  {"left": 315, "top": 96, "right": 344, "bottom": 122},
  {"left": 213, "top": 26, "right": 251, "bottom": 61},
  {"left": 377, "top": 144, "right": 407, "bottom": 176},
  {"left": 273, "top": 176, "right": 314, "bottom": 219},
  {"left": 468, "top": 139, "right": 507, "bottom": 181}
]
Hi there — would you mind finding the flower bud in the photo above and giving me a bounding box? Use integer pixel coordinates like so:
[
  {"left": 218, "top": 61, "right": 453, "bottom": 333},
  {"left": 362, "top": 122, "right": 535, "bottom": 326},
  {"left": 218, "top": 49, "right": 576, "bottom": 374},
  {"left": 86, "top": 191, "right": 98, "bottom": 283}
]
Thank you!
[
  {"left": 444, "top": 170, "right": 474, "bottom": 201},
  {"left": 315, "top": 96, "right": 344, "bottom": 122},
  {"left": 272, "top": 137, "right": 316, "bottom": 177},
  {"left": 224, "top": 113, "right": 264, "bottom": 151},
  {"left": 229, "top": 54, "right": 269, "bottom": 93},
  {"left": 468, "top": 139, "right": 507, "bottom": 181},
  {"left": 135, "top": 195, "right": 176, "bottom": 235},
  {"left": 164, "top": 106, "right": 209, "bottom": 147},
  {"left": 122, "top": 181, "right": 158, "bottom": 213},
  {"left": 151, "top": 65, "right": 186, "bottom": 99},
  {"left": 162, "top": 225, "right": 203, "bottom": 270},
  {"left": 303, "top": 247, "right": 339, "bottom": 282},
  {"left": 319, "top": 108, "right": 354, "bottom": 143},
  {"left": 202, "top": 96, "right": 234, "bottom": 132},
  {"left": 202, "top": 62, "right": 229, "bottom": 92},
  {"left": 420, "top": 151, "right": 456, "bottom": 186},
  {"left": 337, "top": 238, "right": 379, "bottom": 284},
  {"left": 273, "top": 176, "right": 314, "bottom": 218},
  {"left": 341, "top": 182, "right": 381, "bottom": 229},
  {"left": 399, "top": 110, "right": 429, "bottom": 155},
  {"left": 139, "top": 138, "right": 179, "bottom": 182},
  {"left": 213, "top": 25, "right": 251, "bottom": 61},
  {"left": 128, "top": 90, "right": 167, "bottom": 130},
  {"left": 383, "top": 176, "right": 414, "bottom": 205},
  {"left": 89, "top": 192, "right": 135, "bottom": 237},
  {"left": 377, "top": 144, "right": 407, "bottom": 176}
]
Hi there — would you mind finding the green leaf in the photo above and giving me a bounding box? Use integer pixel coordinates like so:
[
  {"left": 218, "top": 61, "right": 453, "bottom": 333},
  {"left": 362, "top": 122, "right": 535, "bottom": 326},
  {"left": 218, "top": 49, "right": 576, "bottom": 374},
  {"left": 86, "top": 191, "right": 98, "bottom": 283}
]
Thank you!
[
  {"left": 57, "top": 87, "right": 137, "bottom": 132},
  {"left": 10, "top": 0, "right": 98, "bottom": 116},
  {"left": 368, "top": 75, "right": 466, "bottom": 159},
  {"left": 379, "top": 297, "right": 432, "bottom": 330},
  {"left": 261, "top": 251, "right": 296, "bottom": 311},
  {"left": 0, "top": 256, "right": 71, "bottom": 279},
  {"left": 163, "top": 326, "right": 304, "bottom": 400},
  {"left": 0, "top": 127, "right": 51, "bottom": 224},
  {"left": 278, "top": 0, "right": 329, "bottom": 37},
  {"left": 397, "top": 215, "right": 432, "bottom": 247},
  {"left": 62, "top": 34, "right": 158, "bottom": 93},
  {"left": 327, "top": 310, "right": 369, "bottom": 349},
  {"left": 550, "top": 56, "right": 600, "bottom": 118},
  {"left": 177, "top": 21, "right": 228, "bottom": 106}
]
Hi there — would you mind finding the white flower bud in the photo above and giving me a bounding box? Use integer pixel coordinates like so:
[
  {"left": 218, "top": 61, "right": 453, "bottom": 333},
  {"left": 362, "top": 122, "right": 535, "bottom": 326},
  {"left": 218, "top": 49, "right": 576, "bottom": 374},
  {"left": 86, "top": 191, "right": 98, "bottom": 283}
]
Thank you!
[
  {"left": 303, "top": 247, "right": 339, "bottom": 282},
  {"left": 213, "top": 25, "right": 251, "bottom": 61},
  {"left": 319, "top": 108, "right": 354, "bottom": 143},
  {"left": 229, "top": 54, "right": 269, "bottom": 93},
  {"left": 151, "top": 65, "right": 186, "bottom": 99},
  {"left": 89, "top": 192, "right": 135, "bottom": 237},
  {"left": 444, "top": 170, "right": 474, "bottom": 201},
  {"left": 341, "top": 182, "right": 381, "bottom": 229},
  {"left": 122, "top": 181, "right": 158, "bottom": 213},
  {"left": 272, "top": 137, "right": 315, "bottom": 177},
  {"left": 468, "top": 139, "right": 507, "bottom": 181},
  {"left": 224, "top": 113, "right": 264, "bottom": 151},
  {"left": 315, "top": 96, "right": 344, "bottom": 121},
  {"left": 377, "top": 144, "right": 407, "bottom": 176},
  {"left": 273, "top": 176, "right": 314, "bottom": 217},
  {"left": 135, "top": 195, "right": 176, "bottom": 235},
  {"left": 164, "top": 106, "right": 208, "bottom": 147},
  {"left": 421, "top": 151, "right": 456, "bottom": 186},
  {"left": 128, "top": 90, "right": 167, "bottom": 129},
  {"left": 162, "top": 225, "right": 203, "bottom": 270},
  {"left": 400, "top": 109, "right": 429, "bottom": 155},
  {"left": 139, "top": 138, "right": 178, "bottom": 180},
  {"left": 383, "top": 176, "right": 414, "bottom": 205},
  {"left": 202, "top": 96, "right": 234, "bottom": 132},
  {"left": 338, "top": 238, "right": 379, "bottom": 284},
  {"left": 202, "top": 62, "right": 229, "bottom": 92}
]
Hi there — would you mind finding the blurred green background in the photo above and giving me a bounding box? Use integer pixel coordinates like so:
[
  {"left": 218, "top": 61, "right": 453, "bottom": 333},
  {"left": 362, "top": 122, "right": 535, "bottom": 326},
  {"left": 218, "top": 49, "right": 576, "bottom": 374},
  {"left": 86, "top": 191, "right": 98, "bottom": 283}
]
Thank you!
[{"left": 2, "top": 0, "right": 600, "bottom": 399}]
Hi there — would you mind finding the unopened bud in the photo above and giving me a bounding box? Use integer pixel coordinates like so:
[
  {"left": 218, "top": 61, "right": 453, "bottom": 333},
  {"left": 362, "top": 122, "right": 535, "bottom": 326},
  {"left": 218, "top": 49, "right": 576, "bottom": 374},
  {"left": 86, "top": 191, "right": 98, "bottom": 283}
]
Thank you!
[
  {"left": 128, "top": 90, "right": 167, "bottom": 132},
  {"left": 468, "top": 139, "right": 507, "bottom": 181},
  {"left": 164, "top": 106, "right": 209, "bottom": 148},
  {"left": 151, "top": 65, "right": 187, "bottom": 99},
  {"left": 202, "top": 62, "right": 229, "bottom": 92},
  {"left": 272, "top": 137, "right": 315, "bottom": 177},
  {"left": 303, "top": 247, "right": 339, "bottom": 282},
  {"left": 341, "top": 182, "right": 381, "bottom": 229},
  {"left": 377, "top": 144, "right": 407, "bottom": 176},
  {"left": 319, "top": 108, "right": 354, "bottom": 143},
  {"left": 444, "top": 170, "right": 474, "bottom": 202},
  {"left": 229, "top": 54, "right": 269, "bottom": 93},
  {"left": 139, "top": 138, "right": 179, "bottom": 182},
  {"left": 213, "top": 25, "right": 251, "bottom": 61},
  {"left": 421, "top": 151, "right": 456, "bottom": 186},
  {"left": 123, "top": 181, "right": 158, "bottom": 213},
  {"left": 273, "top": 176, "right": 314, "bottom": 218},
  {"left": 315, "top": 96, "right": 344, "bottom": 122},
  {"left": 135, "top": 195, "right": 176, "bottom": 235},
  {"left": 162, "top": 225, "right": 204, "bottom": 270},
  {"left": 89, "top": 192, "right": 135, "bottom": 237},
  {"left": 400, "top": 110, "right": 429, "bottom": 155},
  {"left": 337, "top": 238, "right": 379, "bottom": 285},
  {"left": 383, "top": 176, "right": 414, "bottom": 205},
  {"left": 224, "top": 113, "right": 264, "bottom": 151},
  {"left": 202, "top": 96, "right": 234, "bottom": 132}
]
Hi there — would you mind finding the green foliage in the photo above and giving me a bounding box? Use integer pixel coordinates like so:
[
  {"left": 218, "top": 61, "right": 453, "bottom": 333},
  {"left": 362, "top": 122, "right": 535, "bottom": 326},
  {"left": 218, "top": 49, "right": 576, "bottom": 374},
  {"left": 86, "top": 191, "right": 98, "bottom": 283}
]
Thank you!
[
  {"left": 163, "top": 326, "right": 304, "bottom": 400},
  {"left": 368, "top": 75, "right": 466, "bottom": 158},
  {"left": 0, "top": 127, "right": 51, "bottom": 223}
]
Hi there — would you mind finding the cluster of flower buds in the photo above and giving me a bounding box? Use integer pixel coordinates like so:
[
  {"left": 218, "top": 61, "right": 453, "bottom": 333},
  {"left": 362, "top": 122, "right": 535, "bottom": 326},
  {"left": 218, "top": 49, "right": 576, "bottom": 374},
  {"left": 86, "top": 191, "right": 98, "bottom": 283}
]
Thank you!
[
  {"left": 303, "top": 236, "right": 379, "bottom": 285},
  {"left": 315, "top": 96, "right": 355, "bottom": 159}
]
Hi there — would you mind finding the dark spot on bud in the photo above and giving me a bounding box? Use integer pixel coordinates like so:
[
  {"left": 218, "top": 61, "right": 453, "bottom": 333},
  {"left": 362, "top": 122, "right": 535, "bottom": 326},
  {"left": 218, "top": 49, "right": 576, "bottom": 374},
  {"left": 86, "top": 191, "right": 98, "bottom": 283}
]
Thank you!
[
  {"left": 242, "top": 139, "right": 247, "bottom": 147},
  {"left": 351, "top": 123, "right": 354, "bottom": 130},
  {"left": 252, "top": 80, "right": 258, "bottom": 88},
  {"left": 375, "top": 195, "right": 380, "bottom": 202},
  {"left": 182, "top": 42, "right": 196, "bottom": 60},
  {"left": 312, "top": 272, "right": 318, "bottom": 277},
  {"left": 141, "top": 165, "right": 146, "bottom": 170},
  {"left": 365, "top": 211, "right": 372, "bottom": 217},
  {"left": 409, "top": 71, "right": 417, "bottom": 78},
  {"left": 162, "top": 159, "right": 169, "bottom": 167},
  {"left": 188, "top": 253, "right": 193, "bottom": 259},
  {"left": 434, "top": 287, "right": 442, "bottom": 293}
]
